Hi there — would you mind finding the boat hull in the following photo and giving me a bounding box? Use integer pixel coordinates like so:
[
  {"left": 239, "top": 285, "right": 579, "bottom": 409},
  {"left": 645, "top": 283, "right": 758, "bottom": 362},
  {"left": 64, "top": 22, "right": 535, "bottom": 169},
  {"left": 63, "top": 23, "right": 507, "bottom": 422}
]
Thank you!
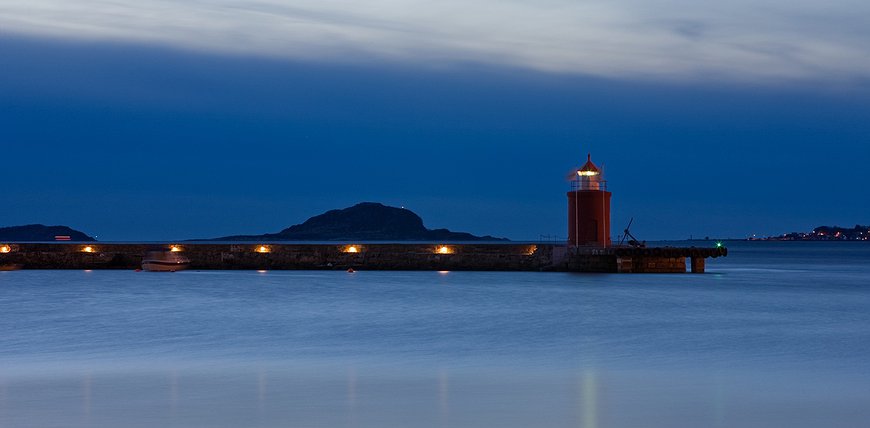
[
  {"left": 142, "top": 251, "right": 191, "bottom": 272},
  {"left": 142, "top": 260, "right": 190, "bottom": 272}
]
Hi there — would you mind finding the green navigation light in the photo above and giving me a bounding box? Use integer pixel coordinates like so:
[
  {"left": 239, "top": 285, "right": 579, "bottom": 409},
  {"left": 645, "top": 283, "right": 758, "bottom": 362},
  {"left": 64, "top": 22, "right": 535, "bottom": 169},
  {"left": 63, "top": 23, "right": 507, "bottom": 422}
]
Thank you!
[{"left": 716, "top": 241, "right": 723, "bottom": 248}]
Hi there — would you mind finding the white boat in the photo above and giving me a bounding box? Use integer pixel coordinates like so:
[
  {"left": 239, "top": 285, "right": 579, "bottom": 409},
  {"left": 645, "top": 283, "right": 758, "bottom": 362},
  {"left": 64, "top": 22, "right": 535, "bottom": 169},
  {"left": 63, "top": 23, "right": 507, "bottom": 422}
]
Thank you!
[{"left": 142, "top": 251, "right": 190, "bottom": 272}]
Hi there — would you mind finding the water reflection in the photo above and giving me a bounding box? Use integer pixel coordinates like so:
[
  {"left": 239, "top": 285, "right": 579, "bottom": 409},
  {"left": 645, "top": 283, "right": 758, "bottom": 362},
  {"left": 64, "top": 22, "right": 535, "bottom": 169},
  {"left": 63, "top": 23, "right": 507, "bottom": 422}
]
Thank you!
[
  {"left": 0, "top": 377, "right": 5, "bottom": 414},
  {"left": 713, "top": 373, "right": 725, "bottom": 427},
  {"left": 0, "top": 364, "right": 868, "bottom": 428},
  {"left": 82, "top": 372, "right": 91, "bottom": 422},
  {"left": 581, "top": 370, "right": 597, "bottom": 428},
  {"left": 258, "top": 369, "right": 267, "bottom": 412},
  {"left": 439, "top": 368, "right": 449, "bottom": 426},
  {"left": 347, "top": 366, "right": 357, "bottom": 426},
  {"left": 1, "top": 256, "right": 869, "bottom": 427},
  {"left": 169, "top": 370, "right": 179, "bottom": 416}
]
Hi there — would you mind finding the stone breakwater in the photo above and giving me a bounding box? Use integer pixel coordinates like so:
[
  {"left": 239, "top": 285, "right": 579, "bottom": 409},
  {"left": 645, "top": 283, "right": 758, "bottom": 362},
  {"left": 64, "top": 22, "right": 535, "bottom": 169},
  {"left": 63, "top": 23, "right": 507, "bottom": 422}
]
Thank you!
[{"left": 0, "top": 243, "right": 727, "bottom": 273}]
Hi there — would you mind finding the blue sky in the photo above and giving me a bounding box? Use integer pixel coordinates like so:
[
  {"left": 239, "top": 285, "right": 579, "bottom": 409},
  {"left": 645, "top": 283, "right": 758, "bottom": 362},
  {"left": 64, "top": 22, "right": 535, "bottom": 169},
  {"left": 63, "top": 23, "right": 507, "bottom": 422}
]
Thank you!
[{"left": 1, "top": 1, "right": 869, "bottom": 241}]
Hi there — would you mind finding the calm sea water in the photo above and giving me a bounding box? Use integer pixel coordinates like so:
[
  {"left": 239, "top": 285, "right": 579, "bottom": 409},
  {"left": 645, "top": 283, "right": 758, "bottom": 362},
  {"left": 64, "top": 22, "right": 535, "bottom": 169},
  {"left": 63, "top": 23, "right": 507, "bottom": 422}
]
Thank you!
[{"left": 1, "top": 241, "right": 869, "bottom": 427}]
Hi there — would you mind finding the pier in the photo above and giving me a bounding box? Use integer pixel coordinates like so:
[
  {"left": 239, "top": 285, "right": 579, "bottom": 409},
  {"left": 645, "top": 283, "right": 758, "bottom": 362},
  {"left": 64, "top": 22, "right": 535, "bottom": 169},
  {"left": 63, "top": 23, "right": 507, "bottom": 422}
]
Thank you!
[
  {"left": 0, "top": 243, "right": 726, "bottom": 273},
  {"left": 0, "top": 153, "right": 730, "bottom": 274}
]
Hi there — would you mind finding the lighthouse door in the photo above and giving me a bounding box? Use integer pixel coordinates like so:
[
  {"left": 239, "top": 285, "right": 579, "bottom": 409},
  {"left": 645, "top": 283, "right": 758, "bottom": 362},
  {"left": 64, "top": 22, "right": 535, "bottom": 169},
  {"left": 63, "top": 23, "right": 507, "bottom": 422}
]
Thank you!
[{"left": 579, "top": 219, "right": 598, "bottom": 243}]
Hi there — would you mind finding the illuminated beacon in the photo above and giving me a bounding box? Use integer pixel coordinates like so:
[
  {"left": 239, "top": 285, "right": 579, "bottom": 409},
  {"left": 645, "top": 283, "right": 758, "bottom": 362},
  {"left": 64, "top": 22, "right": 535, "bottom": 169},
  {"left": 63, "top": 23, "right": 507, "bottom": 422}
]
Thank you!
[{"left": 567, "top": 154, "right": 611, "bottom": 247}]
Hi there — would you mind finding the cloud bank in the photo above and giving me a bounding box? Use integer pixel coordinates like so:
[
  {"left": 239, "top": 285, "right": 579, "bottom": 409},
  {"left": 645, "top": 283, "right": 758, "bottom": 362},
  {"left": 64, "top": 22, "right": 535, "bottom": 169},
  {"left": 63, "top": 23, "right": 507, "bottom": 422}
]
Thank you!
[{"left": 1, "top": 0, "right": 869, "bottom": 82}]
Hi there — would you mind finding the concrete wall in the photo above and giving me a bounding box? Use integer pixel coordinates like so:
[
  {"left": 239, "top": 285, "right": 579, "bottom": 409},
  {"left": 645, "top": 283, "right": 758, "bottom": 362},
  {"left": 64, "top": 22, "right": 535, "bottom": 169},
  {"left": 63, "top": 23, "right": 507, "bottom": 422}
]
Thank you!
[
  {"left": 617, "top": 256, "right": 687, "bottom": 273},
  {"left": 0, "top": 243, "right": 555, "bottom": 271},
  {"left": 0, "top": 243, "right": 725, "bottom": 273}
]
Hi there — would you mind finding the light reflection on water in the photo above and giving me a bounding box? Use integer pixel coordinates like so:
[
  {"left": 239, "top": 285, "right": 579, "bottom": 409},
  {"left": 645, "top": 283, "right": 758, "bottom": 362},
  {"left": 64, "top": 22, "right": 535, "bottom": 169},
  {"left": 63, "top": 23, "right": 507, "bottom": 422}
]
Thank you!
[
  {"left": 1, "top": 365, "right": 868, "bottom": 428},
  {"left": 0, "top": 241, "right": 869, "bottom": 427}
]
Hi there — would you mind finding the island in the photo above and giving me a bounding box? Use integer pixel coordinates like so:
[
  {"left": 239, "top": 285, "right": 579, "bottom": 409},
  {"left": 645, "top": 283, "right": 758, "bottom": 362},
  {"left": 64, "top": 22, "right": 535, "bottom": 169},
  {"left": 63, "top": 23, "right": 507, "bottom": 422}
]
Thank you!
[
  {"left": 0, "top": 224, "right": 96, "bottom": 242},
  {"left": 752, "top": 225, "right": 869, "bottom": 241},
  {"left": 211, "top": 202, "right": 508, "bottom": 242}
]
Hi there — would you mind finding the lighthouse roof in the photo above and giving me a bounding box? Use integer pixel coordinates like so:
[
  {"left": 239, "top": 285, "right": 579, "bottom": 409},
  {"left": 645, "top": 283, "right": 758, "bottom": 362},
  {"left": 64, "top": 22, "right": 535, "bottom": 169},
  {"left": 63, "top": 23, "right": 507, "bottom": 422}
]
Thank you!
[{"left": 577, "top": 154, "right": 601, "bottom": 176}]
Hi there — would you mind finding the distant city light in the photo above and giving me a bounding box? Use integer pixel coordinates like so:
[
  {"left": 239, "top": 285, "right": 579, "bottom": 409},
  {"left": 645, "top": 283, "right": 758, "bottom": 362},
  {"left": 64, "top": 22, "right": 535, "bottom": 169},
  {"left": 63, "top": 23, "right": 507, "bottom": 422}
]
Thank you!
[
  {"left": 344, "top": 245, "right": 360, "bottom": 253},
  {"left": 82, "top": 246, "right": 94, "bottom": 253},
  {"left": 526, "top": 245, "right": 538, "bottom": 255},
  {"left": 0, "top": 245, "right": 10, "bottom": 253},
  {"left": 436, "top": 246, "right": 453, "bottom": 254},
  {"left": 255, "top": 245, "right": 271, "bottom": 253},
  {"left": 170, "top": 245, "right": 183, "bottom": 252}
]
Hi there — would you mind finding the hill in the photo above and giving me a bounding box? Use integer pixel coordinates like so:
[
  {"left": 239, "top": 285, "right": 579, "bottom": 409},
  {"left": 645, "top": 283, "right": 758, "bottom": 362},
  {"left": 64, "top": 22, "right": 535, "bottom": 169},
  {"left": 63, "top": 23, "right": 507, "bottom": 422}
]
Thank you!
[
  {"left": 756, "top": 224, "right": 869, "bottom": 241},
  {"left": 0, "top": 224, "right": 96, "bottom": 242},
  {"left": 214, "top": 202, "right": 507, "bottom": 241}
]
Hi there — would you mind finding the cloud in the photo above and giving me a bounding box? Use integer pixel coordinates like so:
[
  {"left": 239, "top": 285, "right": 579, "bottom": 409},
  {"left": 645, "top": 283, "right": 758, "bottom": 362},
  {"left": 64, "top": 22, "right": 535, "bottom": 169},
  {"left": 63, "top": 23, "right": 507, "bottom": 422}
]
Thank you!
[{"left": 1, "top": 0, "right": 868, "bottom": 82}]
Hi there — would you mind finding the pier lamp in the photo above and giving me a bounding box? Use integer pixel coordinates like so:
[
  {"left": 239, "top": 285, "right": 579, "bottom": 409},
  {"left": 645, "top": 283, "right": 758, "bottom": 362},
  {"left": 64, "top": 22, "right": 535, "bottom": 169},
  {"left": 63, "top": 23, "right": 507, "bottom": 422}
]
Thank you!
[
  {"left": 81, "top": 246, "right": 95, "bottom": 253},
  {"left": 255, "top": 245, "right": 271, "bottom": 254},
  {"left": 0, "top": 245, "right": 11, "bottom": 253},
  {"left": 343, "top": 245, "right": 361, "bottom": 253},
  {"left": 436, "top": 245, "right": 453, "bottom": 255}
]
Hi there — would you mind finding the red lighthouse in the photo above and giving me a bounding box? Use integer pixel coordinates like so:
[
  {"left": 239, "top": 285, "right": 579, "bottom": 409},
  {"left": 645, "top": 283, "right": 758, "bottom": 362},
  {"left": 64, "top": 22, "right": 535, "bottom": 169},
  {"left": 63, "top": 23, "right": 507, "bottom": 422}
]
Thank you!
[{"left": 567, "top": 154, "right": 611, "bottom": 247}]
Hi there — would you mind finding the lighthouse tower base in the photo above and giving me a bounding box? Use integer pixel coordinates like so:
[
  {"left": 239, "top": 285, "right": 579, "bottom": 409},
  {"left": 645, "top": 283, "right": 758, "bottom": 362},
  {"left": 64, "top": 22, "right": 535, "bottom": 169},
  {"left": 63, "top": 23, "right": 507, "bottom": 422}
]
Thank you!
[{"left": 567, "top": 190, "right": 612, "bottom": 247}]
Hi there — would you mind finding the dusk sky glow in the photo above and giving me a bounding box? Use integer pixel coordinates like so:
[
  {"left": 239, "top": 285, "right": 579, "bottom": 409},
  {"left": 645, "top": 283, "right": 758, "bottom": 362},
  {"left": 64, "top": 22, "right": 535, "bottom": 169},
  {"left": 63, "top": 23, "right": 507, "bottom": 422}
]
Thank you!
[
  {"left": 2, "top": 1, "right": 869, "bottom": 240},
  {"left": 3, "top": 0, "right": 870, "bottom": 81}
]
